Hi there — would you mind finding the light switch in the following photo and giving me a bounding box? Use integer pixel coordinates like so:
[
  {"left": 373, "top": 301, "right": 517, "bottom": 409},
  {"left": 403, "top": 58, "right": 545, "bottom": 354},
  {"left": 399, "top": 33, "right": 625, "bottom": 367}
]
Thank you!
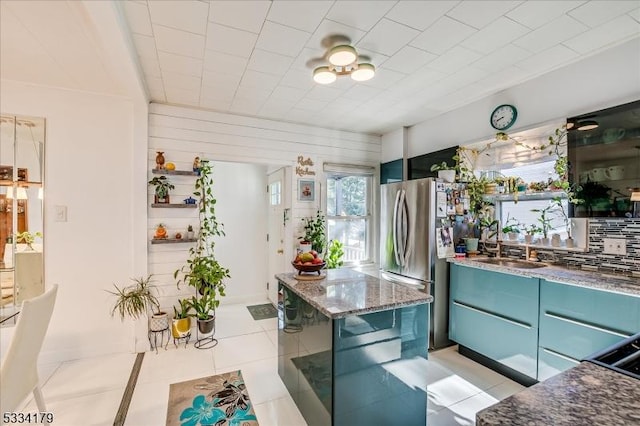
[
  {"left": 54, "top": 205, "right": 67, "bottom": 222},
  {"left": 602, "top": 238, "right": 626, "bottom": 255}
]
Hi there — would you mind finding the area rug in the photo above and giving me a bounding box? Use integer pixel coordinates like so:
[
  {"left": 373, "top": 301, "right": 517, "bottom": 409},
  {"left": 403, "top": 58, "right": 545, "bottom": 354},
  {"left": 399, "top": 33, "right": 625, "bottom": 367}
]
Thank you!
[
  {"left": 246, "top": 303, "right": 277, "bottom": 320},
  {"left": 166, "top": 370, "right": 258, "bottom": 426},
  {"left": 291, "top": 350, "right": 332, "bottom": 412}
]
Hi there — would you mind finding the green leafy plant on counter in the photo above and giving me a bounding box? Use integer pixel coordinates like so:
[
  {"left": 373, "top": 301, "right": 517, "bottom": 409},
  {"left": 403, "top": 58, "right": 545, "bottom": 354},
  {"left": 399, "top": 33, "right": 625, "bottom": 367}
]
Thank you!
[
  {"left": 300, "top": 210, "right": 327, "bottom": 255},
  {"left": 326, "top": 239, "right": 345, "bottom": 269}
]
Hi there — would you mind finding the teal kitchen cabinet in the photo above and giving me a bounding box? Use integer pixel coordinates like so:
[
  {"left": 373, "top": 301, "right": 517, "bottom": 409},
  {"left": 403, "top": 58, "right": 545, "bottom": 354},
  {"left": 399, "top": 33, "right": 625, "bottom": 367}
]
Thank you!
[
  {"left": 538, "top": 279, "right": 640, "bottom": 381},
  {"left": 449, "top": 264, "right": 540, "bottom": 379}
]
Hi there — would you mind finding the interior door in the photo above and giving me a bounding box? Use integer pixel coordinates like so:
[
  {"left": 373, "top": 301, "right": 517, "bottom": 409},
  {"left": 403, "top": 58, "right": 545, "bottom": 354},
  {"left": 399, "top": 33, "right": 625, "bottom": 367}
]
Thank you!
[{"left": 267, "top": 168, "right": 287, "bottom": 304}]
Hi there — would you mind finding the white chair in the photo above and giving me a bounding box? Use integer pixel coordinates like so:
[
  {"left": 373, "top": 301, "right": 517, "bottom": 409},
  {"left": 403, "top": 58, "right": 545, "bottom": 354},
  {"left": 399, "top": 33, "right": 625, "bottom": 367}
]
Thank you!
[{"left": 0, "top": 284, "right": 58, "bottom": 417}]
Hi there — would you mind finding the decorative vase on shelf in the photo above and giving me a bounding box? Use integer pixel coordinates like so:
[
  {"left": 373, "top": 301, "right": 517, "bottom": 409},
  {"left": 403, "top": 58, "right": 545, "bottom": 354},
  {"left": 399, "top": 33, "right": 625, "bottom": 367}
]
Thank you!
[
  {"left": 565, "top": 237, "right": 575, "bottom": 248},
  {"left": 155, "top": 151, "right": 165, "bottom": 170},
  {"left": 551, "top": 234, "right": 561, "bottom": 247}
]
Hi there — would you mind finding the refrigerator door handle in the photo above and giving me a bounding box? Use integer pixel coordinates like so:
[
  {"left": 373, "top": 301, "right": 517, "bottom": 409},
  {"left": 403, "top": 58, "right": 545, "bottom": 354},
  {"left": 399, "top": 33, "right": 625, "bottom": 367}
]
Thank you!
[
  {"left": 397, "top": 189, "right": 407, "bottom": 266},
  {"left": 392, "top": 189, "right": 402, "bottom": 266},
  {"left": 402, "top": 191, "right": 413, "bottom": 265}
]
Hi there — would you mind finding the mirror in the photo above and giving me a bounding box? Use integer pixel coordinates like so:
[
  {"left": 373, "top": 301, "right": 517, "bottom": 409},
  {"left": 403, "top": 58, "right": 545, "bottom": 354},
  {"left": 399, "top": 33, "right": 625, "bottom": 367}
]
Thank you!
[{"left": 0, "top": 114, "right": 45, "bottom": 322}]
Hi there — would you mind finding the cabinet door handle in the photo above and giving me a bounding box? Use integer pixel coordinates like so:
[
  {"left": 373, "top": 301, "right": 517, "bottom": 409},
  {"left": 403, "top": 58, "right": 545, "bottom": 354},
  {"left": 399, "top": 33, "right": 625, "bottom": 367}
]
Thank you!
[
  {"left": 544, "top": 312, "right": 630, "bottom": 338},
  {"left": 453, "top": 301, "right": 532, "bottom": 329},
  {"left": 541, "top": 347, "right": 580, "bottom": 364},
  {"left": 277, "top": 249, "right": 283, "bottom": 254}
]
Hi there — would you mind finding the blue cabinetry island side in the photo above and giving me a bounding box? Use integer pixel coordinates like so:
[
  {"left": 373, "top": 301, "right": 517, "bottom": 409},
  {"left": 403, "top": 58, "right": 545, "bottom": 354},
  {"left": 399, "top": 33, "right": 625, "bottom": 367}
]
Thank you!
[{"left": 275, "top": 269, "right": 432, "bottom": 426}]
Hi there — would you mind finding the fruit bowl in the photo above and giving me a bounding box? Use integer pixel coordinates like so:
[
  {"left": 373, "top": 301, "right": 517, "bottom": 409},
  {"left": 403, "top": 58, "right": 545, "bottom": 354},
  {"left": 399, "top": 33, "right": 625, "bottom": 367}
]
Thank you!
[{"left": 291, "top": 261, "right": 326, "bottom": 275}]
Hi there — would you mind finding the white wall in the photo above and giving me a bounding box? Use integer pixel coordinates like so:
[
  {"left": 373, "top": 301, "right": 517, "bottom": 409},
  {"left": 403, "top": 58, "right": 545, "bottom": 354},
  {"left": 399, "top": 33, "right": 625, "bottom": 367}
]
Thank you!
[
  {"left": 0, "top": 80, "right": 147, "bottom": 362},
  {"left": 384, "top": 38, "right": 640, "bottom": 158}
]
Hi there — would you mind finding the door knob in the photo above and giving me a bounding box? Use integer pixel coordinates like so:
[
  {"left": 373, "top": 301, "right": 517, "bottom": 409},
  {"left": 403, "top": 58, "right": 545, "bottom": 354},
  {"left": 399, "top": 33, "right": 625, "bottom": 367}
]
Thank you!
[{"left": 277, "top": 249, "right": 284, "bottom": 254}]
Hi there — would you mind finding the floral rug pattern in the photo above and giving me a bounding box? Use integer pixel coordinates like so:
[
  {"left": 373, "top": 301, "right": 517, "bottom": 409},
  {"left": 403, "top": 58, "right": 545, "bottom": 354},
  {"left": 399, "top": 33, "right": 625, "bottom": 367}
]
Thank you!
[{"left": 166, "top": 370, "right": 258, "bottom": 426}]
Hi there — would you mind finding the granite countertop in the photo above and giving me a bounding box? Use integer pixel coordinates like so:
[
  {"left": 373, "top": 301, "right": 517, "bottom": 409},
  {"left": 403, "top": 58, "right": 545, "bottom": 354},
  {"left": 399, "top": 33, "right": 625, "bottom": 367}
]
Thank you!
[
  {"left": 275, "top": 268, "right": 433, "bottom": 319},
  {"left": 449, "top": 257, "right": 640, "bottom": 297},
  {"left": 476, "top": 362, "right": 640, "bottom": 425}
]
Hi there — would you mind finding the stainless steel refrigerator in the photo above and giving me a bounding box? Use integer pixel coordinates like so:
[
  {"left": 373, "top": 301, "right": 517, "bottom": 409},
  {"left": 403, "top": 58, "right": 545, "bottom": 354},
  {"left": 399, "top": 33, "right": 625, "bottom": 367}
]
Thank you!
[{"left": 380, "top": 177, "right": 451, "bottom": 350}]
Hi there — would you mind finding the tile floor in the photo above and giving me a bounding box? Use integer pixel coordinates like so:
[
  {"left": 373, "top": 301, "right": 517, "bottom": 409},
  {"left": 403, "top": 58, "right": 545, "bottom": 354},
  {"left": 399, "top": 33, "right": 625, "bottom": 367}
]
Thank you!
[{"left": 18, "top": 300, "right": 525, "bottom": 426}]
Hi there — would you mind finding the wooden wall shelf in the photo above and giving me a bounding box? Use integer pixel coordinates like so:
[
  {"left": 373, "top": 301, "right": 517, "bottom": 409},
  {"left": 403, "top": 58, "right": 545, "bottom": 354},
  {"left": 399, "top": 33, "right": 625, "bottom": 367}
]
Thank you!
[
  {"left": 152, "top": 169, "right": 197, "bottom": 176},
  {"left": 151, "top": 238, "right": 197, "bottom": 244},
  {"left": 151, "top": 203, "right": 197, "bottom": 208}
]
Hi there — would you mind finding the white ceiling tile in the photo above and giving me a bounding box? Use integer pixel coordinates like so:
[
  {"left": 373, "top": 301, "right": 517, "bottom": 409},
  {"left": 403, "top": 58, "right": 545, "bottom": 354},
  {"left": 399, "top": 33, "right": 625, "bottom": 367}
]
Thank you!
[
  {"left": 326, "top": 1, "right": 397, "bottom": 31},
  {"left": 260, "top": 98, "right": 292, "bottom": 113},
  {"left": 132, "top": 34, "right": 157, "bottom": 59},
  {"left": 305, "top": 85, "right": 344, "bottom": 102},
  {"left": 295, "top": 98, "right": 329, "bottom": 112},
  {"left": 513, "top": 15, "right": 588, "bottom": 54},
  {"left": 353, "top": 47, "right": 390, "bottom": 68},
  {"left": 162, "top": 71, "right": 202, "bottom": 91},
  {"left": 235, "top": 85, "right": 273, "bottom": 102},
  {"left": 247, "top": 49, "right": 294, "bottom": 76},
  {"left": 229, "top": 98, "right": 263, "bottom": 115},
  {"left": 158, "top": 51, "right": 203, "bottom": 77},
  {"left": 267, "top": 1, "right": 333, "bottom": 32},
  {"left": 200, "top": 97, "right": 231, "bottom": 111},
  {"left": 209, "top": 1, "right": 271, "bottom": 34},
  {"left": 426, "top": 46, "right": 482, "bottom": 73},
  {"left": 153, "top": 24, "right": 205, "bottom": 58},
  {"left": 139, "top": 56, "right": 162, "bottom": 78},
  {"left": 569, "top": 1, "right": 639, "bottom": 27},
  {"left": 148, "top": 0, "right": 209, "bottom": 35},
  {"left": 446, "top": 1, "right": 523, "bottom": 29},
  {"left": 280, "top": 69, "right": 316, "bottom": 90},
  {"left": 410, "top": 16, "right": 476, "bottom": 55},
  {"left": 165, "top": 87, "right": 200, "bottom": 104},
  {"left": 286, "top": 108, "right": 316, "bottom": 122},
  {"left": 506, "top": 1, "right": 586, "bottom": 29},
  {"left": 255, "top": 21, "right": 311, "bottom": 57},
  {"left": 201, "top": 84, "right": 237, "bottom": 102},
  {"left": 461, "top": 17, "right": 530, "bottom": 54},
  {"left": 357, "top": 18, "right": 420, "bottom": 56},
  {"left": 385, "top": 1, "right": 459, "bottom": 31},
  {"left": 629, "top": 7, "right": 640, "bottom": 23},
  {"left": 562, "top": 14, "right": 640, "bottom": 54},
  {"left": 203, "top": 50, "right": 248, "bottom": 74},
  {"left": 205, "top": 23, "right": 258, "bottom": 58},
  {"left": 326, "top": 98, "right": 364, "bottom": 111},
  {"left": 475, "top": 66, "right": 531, "bottom": 91},
  {"left": 290, "top": 47, "right": 326, "bottom": 71},
  {"left": 122, "top": 1, "right": 153, "bottom": 36},
  {"left": 202, "top": 70, "right": 242, "bottom": 87},
  {"left": 430, "top": 67, "right": 489, "bottom": 94},
  {"left": 361, "top": 68, "right": 407, "bottom": 90},
  {"left": 515, "top": 44, "right": 580, "bottom": 74},
  {"left": 240, "top": 69, "right": 282, "bottom": 90},
  {"left": 472, "top": 44, "right": 533, "bottom": 72},
  {"left": 305, "top": 19, "right": 367, "bottom": 49},
  {"left": 270, "top": 85, "right": 308, "bottom": 102},
  {"left": 381, "top": 46, "right": 436, "bottom": 73},
  {"left": 342, "top": 85, "right": 382, "bottom": 101},
  {"left": 328, "top": 75, "right": 357, "bottom": 91}
]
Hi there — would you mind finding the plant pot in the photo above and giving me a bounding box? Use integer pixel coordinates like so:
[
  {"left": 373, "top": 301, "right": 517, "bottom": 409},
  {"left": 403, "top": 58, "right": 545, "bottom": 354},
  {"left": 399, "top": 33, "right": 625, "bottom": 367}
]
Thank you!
[
  {"left": 437, "top": 170, "right": 456, "bottom": 183},
  {"left": 524, "top": 235, "right": 533, "bottom": 244},
  {"left": 551, "top": 234, "right": 561, "bottom": 247},
  {"left": 186, "top": 231, "right": 194, "bottom": 239},
  {"left": 285, "top": 305, "right": 298, "bottom": 321},
  {"left": 508, "top": 232, "right": 518, "bottom": 240},
  {"left": 149, "top": 312, "right": 169, "bottom": 332},
  {"left": 565, "top": 237, "right": 574, "bottom": 248},
  {"left": 299, "top": 242, "right": 312, "bottom": 253},
  {"left": 464, "top": 238, "right": 479, "bottom": 253},
  {"left": 540, "top": 237, "right": 550, "bottom": 246},
  {"left": 197, "top": 314, "right": 215, "bottom": 334},
  {"left": 154, "top": 194, "right": 170, "bottom": 204},
  {"left": 171, "top": 317, "right": 191, "bottom": 338}
]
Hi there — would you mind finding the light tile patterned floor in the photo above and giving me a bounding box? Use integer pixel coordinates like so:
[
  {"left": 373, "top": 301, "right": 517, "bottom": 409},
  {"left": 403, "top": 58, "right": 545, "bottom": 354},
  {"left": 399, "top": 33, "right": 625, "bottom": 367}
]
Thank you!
[{"left": 18, "top": 300, "right": 525, "bottom": 426}]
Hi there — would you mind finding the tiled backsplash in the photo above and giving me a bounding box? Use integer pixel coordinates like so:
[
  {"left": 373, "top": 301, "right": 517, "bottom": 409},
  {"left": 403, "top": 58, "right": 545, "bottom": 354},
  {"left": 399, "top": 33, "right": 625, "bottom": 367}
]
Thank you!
[{"left": 503, "top": 219, "right": 640, "bottom": 273}]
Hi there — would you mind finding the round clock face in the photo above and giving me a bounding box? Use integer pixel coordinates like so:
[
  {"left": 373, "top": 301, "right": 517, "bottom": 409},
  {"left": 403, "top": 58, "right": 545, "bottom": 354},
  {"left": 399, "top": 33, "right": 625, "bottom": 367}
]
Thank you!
[{"left": 490, "top": 104, "right": 517, "bottom": 130}]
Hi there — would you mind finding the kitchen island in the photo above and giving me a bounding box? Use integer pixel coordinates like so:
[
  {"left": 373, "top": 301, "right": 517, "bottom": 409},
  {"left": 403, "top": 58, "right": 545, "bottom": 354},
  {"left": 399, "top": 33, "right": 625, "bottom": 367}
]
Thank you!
[{"left": 275, "top": 268, "right": 432, "bottom": 426}]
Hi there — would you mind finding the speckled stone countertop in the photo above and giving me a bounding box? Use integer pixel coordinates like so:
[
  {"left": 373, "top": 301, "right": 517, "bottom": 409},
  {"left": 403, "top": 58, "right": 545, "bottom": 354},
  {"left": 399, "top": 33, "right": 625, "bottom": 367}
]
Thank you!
[
  {"left": 275, "top": 268, "right": 432, "bottom": 319},
  {"left": 449, "top": 257, "right": 640, "bottom": 297},
  {"left": 476, "top": 361, "right": 640, "bottom": 425}
]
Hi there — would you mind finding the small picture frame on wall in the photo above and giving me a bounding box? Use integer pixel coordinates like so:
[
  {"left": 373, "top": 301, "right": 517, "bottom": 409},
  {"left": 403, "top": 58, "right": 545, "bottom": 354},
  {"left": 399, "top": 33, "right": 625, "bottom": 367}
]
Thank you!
[{"left": 298, "top": 179, "right": 315, "bottom": 201}]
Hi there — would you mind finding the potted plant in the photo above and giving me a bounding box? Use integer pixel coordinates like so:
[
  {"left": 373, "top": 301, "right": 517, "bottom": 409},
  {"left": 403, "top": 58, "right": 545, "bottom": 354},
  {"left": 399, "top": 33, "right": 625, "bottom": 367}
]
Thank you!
[
  {"left": 531, "top": 202, "right": 558, "bottom": 245},
  {"left": 16, "top": 231, "right": 43, "bottom": 250},
  {"left": 501, "top": 215, "right": 521, "bottom": 240},
  {"left": 107, "top": 275, "right": 169, "bottom": 333},
  {"left": 175, "top": 160, "right": 230, "bottom": 302},
  {"left": 552, "top": 196, "right": 574, "bottom": 247},
  {"left": 186, "top": 224, "right": 194, "bottom": 239},
  {"left": 430, "top": 161, "right": 456, "bottom": 183},
  {"left": 172, "top": 298, "right": 192, "bottom": 339},
  {"left": 326, "top": 239, "right": 345, "bottom": 269},
  {"left": 148, "top": 175, "right": 175, "bottom": 204},
  {"left": 523, "top": 224, "right": 542, "bottom": 244},
  {"left": 189, "top": 286, "right": 217, "bottom": 334},
  {"left": 300, "top": 210, "right": 327, "bottom": 255}
]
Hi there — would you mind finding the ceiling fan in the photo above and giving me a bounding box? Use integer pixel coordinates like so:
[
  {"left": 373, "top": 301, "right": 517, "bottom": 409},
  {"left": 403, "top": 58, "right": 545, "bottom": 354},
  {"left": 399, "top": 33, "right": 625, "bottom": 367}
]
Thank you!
[{"left": 306, "top": 35, "right": 375, "bottom": 85}]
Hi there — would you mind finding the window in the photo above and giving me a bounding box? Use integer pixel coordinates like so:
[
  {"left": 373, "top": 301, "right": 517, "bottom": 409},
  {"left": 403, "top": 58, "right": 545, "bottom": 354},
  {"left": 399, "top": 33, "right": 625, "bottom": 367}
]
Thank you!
[
  {"left": 326, "top": 173, "right": 373, "bottom": 264},
  {"left": 269, "top": 181, "right": 281, "bottom": 206}
]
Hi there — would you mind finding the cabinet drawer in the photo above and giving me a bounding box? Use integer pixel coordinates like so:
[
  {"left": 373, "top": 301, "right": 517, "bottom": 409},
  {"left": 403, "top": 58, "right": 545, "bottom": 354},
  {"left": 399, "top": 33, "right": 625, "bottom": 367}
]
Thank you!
[
  {"left": 450, "top": 301, "right": 538, "bottom": 378},
  {"left": 537, "top": 347, "right": 580, "bottom": 381},
  {"left": 451, "top": 265, "right": 539, "bottom": 327}
]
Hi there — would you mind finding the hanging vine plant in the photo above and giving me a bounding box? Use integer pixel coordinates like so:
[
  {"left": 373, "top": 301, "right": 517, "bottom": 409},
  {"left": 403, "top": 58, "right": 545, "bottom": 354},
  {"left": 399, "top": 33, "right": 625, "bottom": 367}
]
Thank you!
[{"left": 174, "top": 160, "right": 230, "bottom": 309}]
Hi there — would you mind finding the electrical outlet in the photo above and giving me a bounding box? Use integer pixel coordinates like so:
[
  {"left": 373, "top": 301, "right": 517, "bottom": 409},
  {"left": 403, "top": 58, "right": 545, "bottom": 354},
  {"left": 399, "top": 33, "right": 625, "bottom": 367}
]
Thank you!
[{"left": 602, "top": 238, "right": 626, "bottom": 255}]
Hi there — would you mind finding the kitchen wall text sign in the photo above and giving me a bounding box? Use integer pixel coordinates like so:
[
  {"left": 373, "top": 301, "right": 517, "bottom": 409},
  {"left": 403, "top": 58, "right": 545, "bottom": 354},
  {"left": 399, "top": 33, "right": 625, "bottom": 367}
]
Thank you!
[{"left": 296, "top": 156, "right": 316, "bottom": 176}]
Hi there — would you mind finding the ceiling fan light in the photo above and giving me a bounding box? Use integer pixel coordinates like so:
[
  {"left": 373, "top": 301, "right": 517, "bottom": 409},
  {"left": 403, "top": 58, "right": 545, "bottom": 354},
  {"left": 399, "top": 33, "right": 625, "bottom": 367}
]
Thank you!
[
  {"left": 313, "top": 66, "right": 337, "bottom": 84},
  {"left": 350, "top": 63, "right": 375, "bottom": 82},
  {"left": 576, "top": 120, "right": 599, "bottom": 131},
  {"left": 328, "top": 45, "right": 357, "bottom": 66}
]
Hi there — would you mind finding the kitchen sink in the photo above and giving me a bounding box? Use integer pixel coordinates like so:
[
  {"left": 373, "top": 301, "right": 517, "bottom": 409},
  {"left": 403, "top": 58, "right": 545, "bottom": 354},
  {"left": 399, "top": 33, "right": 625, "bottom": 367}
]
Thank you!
[{"left": 474, "top": 258, "right": 548, "bottom": 269}]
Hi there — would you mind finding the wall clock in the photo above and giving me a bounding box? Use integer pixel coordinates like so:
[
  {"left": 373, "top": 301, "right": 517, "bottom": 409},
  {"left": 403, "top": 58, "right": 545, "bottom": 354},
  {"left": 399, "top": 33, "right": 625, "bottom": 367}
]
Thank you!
[{"left": 490, "top": 104, "right": 517, "bottom": 130}]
